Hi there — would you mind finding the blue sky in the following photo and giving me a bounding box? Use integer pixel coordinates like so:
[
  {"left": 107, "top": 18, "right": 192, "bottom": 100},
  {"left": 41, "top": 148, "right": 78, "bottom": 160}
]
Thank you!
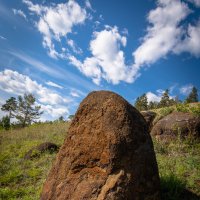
[{"left": 0, "top": 0, "right": 200, "bottom": 121}]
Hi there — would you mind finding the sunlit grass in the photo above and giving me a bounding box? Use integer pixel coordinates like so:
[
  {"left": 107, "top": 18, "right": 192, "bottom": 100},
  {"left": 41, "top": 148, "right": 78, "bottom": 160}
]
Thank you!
[
  {"left": 0, "top": 122, "right": 69, "bottom": 200},
  {"left": 0, "top": 121, "right": 199, "bottom": 199},
  {"left": 154, "top": 138, "right": 200, "bottom": 199}
]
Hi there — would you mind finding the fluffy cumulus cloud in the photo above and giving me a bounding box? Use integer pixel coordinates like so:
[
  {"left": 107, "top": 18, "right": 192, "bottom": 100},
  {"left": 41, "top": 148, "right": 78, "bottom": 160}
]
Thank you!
[
  {"left": 133, "top": 0, "right": 200, "bottom": 67},
  {"left": 69, "top": 26, "right": 138, "bottom": 85},
  {"left": 174, "top": 20, "right": 200, "bottom": 57},
  {"left": 0, "top": 69, "right": 70, "bottom": 120},
  {"left": 146, "top": 92, "right": 161, "bottom": 103},
  {"left": 23, "top": 0, "right": 87, "bottom": 58},
  {"left": 133, "top": 0, "right": 191, "bottom": 67},
  {"left": 39, "top": 104, "right": 69, "bottom": 120},
  {"left": 146, "top": 89, "right": 175, "bottom": 103},
  {"left": 68, "top": 0, "right": 200, "bottom": 85},
  {"left": 180, "top": 84, "right": 193, "bottom": 95},
  {"left": 22, "top": 0, "right": 200, "bottom": 85}
]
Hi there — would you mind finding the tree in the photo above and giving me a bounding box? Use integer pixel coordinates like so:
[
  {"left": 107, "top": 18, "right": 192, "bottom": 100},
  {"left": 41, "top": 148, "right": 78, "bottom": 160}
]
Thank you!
[
  {"left": 0, "top": 116, "right": 10, "bottom": 130},
  {"left": 15, "top": 93, "right": 43, "bottom": 127},
  {"left": 58, "top": 116, "right": 64, "bottom": 122},
  {"left": 148, "top": 101, "right": 159, "bottom": 110},
  {"left": 1, "top": 97, "right": 17, "bottom": 121},
  {"left": 159, "top": 89, "right": 171, "bottom": 107},
  {"left": 134, "top": 94, "right": 148, "bottom": 111},
  {"left": 185, "top": 87, "right": 198, "bottom": 103}
]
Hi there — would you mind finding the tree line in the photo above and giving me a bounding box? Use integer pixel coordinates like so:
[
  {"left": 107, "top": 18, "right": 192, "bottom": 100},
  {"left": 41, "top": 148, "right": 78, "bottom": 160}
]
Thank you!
[
  {"left": 134, "top": 86, "right": 198, "bottom": 111},
  {"left": 0, "top": 93, "right": 43, "bottom": 130}
]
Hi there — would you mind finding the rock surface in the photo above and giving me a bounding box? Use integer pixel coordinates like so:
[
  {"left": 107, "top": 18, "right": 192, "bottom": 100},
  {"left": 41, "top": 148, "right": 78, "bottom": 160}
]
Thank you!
[
  {"left": 151, "top": 111, "right": 200, "bottom": 140},
  {"left": 24, "top": 142, "right": 59, "bottom": 160},
  {"left": 41, "top": 91, "right": 160, "bottom": 200},
  {"left": 141, "top": 111, "right": 157, "bottom": 131}
]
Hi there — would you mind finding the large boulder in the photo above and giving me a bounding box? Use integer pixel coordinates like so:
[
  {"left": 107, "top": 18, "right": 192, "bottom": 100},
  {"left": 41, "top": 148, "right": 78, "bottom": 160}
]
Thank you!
[
  {"left": 141, "top": 111, "right": 157, "bottom": 131},
  {"left": 151, "top": 111, "right": 200, "bottom": 140},
  {"left": 41, "top": 91, "right": 160, "bottom": 200},
  {"left": 24, "top": 142, "right": 59, "bottom": 160}
]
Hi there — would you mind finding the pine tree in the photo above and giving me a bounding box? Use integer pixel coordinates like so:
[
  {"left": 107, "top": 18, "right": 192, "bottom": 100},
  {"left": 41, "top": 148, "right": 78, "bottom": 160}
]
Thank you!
[
  {"left": 0, "top": 116, "right": 10, "bottom": 130},
  {"left": 1, "top": 97, "right": 17, "bottom": 121},
  {"left": 58, "top": 116, "right": 64, "bottom": 122},
  {"left": 159, "top": 89, "right": 171, "bottom": 107},
  {"left": 15, "top": 93, "right": 43, "bottom": 127},
  {"left": 148, "top": 101, "right": 158, "bottom": 110},
  {"left": 185, "top": 87, "right": 198, "bottom": 103},
  {"left": 134, "top": 94, "right": 148, "bottom": 111}
]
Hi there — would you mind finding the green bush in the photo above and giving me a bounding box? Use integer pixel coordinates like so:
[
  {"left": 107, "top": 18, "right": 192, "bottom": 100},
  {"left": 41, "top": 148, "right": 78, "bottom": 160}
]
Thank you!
[
  {"left": 0, "top": 116, "right": 10, "bottom": 130},
  {"left": 153, "top": 107, "right": 175, "bottom": 124},
  {"left": 175, "top": 103, "right": 200, "bottom": 117},
  {"left": 159, "top": 107, "right": 174, "bottom": 116},
  {"left": 175, "top": 103, "right": 190, "bottom": 113},
  {"left": 189, "top": 104, "right": 200, "bottom": 116}
]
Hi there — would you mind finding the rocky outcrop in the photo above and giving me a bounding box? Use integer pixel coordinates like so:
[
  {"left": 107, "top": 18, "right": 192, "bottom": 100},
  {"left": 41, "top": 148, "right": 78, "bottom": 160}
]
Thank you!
[
  {"left": 24, "top": 142, "right": 59, "bottom": 160},
  {"left": 151, "top": 111, "right": 200, "bottom": 140},
  {"left": 41, "top": 91, "right": 160, "bottom": 200},
  {"left": 141, "top": 111, "right": 157, "bottom": 131}
]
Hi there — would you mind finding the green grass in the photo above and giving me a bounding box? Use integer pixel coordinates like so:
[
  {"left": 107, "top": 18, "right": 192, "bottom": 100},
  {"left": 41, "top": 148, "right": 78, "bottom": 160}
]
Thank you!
[
  {"left": 154, "top": 138, "right": 200, "bottom": 199},
  {"left": 0, "top": 122, "right": 200, "bottom": 199},
  {"left": 0, "top": 122, "right": 69, "bottom": 200}
]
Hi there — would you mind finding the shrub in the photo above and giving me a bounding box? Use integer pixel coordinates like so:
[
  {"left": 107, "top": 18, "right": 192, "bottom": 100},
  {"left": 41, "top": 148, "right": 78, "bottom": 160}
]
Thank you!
[
  {"left": 175, "top": 103, "right": 190, "bottom": 113},
  {"left": 0, "top": 116, "right": 10, "bottom": 130},
  {"left": 175, "top": 103, "right": 200, "bottom": 117}
]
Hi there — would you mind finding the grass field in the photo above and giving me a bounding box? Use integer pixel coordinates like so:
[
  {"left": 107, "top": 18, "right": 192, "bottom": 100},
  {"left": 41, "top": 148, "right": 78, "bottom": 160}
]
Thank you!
[{"left": 0, "top": 122, "right": 200, "bottom": 200}]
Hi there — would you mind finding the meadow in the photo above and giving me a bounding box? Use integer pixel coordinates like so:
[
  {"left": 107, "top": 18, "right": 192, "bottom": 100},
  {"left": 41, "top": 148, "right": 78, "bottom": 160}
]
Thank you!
[{"left": 0, "top": 121, "right": 199, "bottom": 200}]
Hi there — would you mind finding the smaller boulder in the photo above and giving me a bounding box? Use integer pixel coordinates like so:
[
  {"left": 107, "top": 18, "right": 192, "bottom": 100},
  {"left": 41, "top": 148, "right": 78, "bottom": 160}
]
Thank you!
[
  {"left": 141, "top": 111, "right": 157, "bottom": 131},
  {"left": 151, "top": 112, "right": 200, "bottom": 140},
  {"left": 24, "top": 142, "right": 59, "bottom": 160}
]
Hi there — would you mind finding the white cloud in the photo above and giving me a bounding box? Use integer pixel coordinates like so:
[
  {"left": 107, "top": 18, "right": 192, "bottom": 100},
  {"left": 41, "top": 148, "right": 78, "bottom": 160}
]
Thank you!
[
  {"left": 69, "top": 88, "right": 86, "bottom": 98},
  {"left": 67, "top": 39, "right": 83, "bottom": 54},
  {"left": 70, "top": 55, "right": 102, "bottom": 85},
  {"left": 70, "top": 91, "right": 80, "bottom": 98},
  {"left": 0, "top": 69, "right": 71, "bottom": 120},
  {"left": 46, "top": 81, "right": 63, "bottom": 89},
  {"left": 22, "top": 0, "right": 199, "bottom": 86},
  {"left": 174, "top": 20, "right": 200, "bottom": 57},
  {"left": 146, "top": 89, "right": 175, "bottom": 103},
  {"left": 0, "top": 35, "right": 7, "bottom": 40},
  {"left": 69, "top": 26, "right": 139, "bottom": 85},
  {"left": 9, "top": 50, "right": 65, "bottom": 79},
  {"left": 12, "top": 8, "right": 27, "bottom": 20},
  {"left": 156, "top": 89, "right": 165, "bottom": 95},
  {"left": 39, "top": 104, "right": 69, "bottom": 119},
  {"left": 23, "top": 0, "right": 87, "bottom": 59},
  {"left": 69, "top": 0, "right": 199, "bottom": 85},
  {"left": 180, "top": 84, "right": 193, "bottom": 95},
  {"left": 146, "top": 92, "right": 161, "bottom": 103},
  {"left": 9, "top": 50, "right": 97, "bottom": 91},
  {"left": 188, "top": 0, "right": 200, "bottom": 7},
  {"left": 22, "top": 0, "right": 44, "bottom": 15},
  {"left": 133, "top": 0, "right": 191, "bottom": 67},
  {"left": 85, "top": 0, "right": 93, "bottom": 10}
]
